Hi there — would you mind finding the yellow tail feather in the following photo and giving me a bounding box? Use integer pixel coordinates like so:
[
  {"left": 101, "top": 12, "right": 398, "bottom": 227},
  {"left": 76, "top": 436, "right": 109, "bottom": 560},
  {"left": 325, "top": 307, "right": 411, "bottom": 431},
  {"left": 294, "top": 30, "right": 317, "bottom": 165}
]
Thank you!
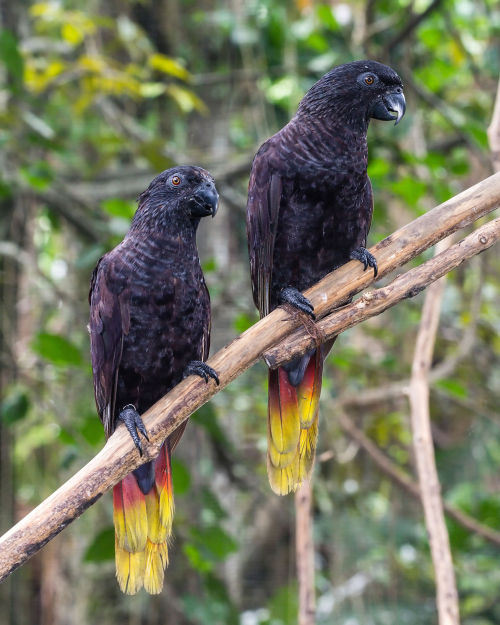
[
  {"left": 113, "top": 440, "right": 175, "bottom": 594},
  {"left": 115, "top": 541, "right": 146, "bottom": 595},
  {"left": 267, "top": 352, "right": 323, "bottom": 495},
  {"left": 143, "top": 540, "right": 169, "bottom": 594}
]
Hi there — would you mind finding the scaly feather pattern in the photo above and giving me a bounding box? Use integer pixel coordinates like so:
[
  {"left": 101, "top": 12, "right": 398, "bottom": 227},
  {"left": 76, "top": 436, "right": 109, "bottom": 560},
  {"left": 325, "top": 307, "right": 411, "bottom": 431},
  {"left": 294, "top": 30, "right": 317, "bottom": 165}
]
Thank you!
[
  {"left": 89, "top": 166, "right": 218, "bottom": 593},
  {"left": 247, "top": 61, "right": 405, "bottom": 495}
]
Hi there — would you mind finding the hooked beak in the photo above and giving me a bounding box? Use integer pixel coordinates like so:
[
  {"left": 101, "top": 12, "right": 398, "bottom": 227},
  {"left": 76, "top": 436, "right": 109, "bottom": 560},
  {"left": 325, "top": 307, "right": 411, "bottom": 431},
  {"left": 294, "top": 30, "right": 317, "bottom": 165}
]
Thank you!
[
  {"left": 371, "top": 90, "right": 406, "bottom": 125},
  {"left": 190, "top": 181, "right": 219, "bottom": 218}
]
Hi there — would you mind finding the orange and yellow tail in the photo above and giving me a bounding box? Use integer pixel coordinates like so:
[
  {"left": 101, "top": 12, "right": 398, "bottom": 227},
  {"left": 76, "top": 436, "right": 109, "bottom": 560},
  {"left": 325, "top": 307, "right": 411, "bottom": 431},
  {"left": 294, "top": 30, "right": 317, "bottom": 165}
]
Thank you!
[
  {"left": 267, "top": 350, "right": 323, "bottom": 495},
  {"left": 113, "top": 441, "right": 174, "bottom": 594}
]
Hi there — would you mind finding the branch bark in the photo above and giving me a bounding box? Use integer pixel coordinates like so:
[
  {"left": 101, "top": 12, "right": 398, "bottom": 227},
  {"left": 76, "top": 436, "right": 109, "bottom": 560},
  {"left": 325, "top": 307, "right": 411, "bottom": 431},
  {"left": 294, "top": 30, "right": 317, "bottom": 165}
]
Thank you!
[
  {"left": 409, "top": 239, "right": 460, "bottom": 625},
  {"left": 0, "top": 173, "right": 500, "bottom": 582},
  {"left": 295, "top": 482, "right": 315, "bottom": 625},
  {"left": 265, "top": 219, "right": 500, "bottom": 368}
]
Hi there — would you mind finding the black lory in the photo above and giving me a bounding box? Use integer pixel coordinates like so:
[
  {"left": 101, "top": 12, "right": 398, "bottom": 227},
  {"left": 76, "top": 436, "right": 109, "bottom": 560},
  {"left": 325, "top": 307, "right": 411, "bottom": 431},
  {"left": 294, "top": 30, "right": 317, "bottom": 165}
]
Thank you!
[
  {"left": 246, "top": 60, "right": 405, "bottom": 494},
  {"left": 89, "top": 166, "right": 219, "bottom": 593}
]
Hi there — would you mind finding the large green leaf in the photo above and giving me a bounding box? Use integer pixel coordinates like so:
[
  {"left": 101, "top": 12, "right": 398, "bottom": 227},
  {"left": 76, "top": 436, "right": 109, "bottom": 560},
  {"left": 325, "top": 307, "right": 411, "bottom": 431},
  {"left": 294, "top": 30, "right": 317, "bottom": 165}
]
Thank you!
[
  {"left": 0, "top": 30, "right": 23, "bottom": 92},
  {"left": 32, "top": 332, "right": 83, "bottom": 366},
  {"left": 84, "top": 527, "right": 115, "bottom": 562}
]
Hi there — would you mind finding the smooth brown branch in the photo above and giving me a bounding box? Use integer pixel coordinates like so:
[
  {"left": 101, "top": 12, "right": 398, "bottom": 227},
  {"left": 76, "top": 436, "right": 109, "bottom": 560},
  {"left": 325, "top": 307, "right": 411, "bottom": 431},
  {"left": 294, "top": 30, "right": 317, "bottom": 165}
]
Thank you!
[
  {"left": 409, "top": 239, "right": 460, "bottom": 625},
  {"left": 1, "top": 173, "right": 500, "bottom": 583},
  {"left": 295, "top": 482, "right": 315, "bottom": 625},
  {"left": 265, "top": 218, "right": 500, "bottom": 368}
]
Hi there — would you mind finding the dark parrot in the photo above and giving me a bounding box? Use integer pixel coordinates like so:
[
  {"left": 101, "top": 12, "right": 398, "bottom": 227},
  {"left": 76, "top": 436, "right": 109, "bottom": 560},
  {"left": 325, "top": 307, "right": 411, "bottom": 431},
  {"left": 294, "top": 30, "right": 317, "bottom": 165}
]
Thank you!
[
  {"left": 246, "top": 60, "right": 406, "bottom": 495},
  {"left": 89, "top": 166, "right": 219, "bottom": 594}
]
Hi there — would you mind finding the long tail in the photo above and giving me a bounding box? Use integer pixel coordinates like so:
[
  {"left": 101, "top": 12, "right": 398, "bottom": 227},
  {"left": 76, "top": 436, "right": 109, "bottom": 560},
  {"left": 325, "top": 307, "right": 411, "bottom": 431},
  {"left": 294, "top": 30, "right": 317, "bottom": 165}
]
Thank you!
[
  {"left": 113, "top": 439, "right": 174, "bottom": 594},
  {"left": 267, "top": 349, "right": 323, "bottom": 495}
]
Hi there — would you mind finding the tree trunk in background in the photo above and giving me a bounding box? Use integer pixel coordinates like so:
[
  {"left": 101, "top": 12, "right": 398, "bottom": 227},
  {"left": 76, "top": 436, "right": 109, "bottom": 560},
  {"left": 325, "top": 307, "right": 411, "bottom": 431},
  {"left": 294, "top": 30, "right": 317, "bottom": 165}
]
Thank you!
[{"left": 0, "top": 195, "right": 28, "bottom": 625}]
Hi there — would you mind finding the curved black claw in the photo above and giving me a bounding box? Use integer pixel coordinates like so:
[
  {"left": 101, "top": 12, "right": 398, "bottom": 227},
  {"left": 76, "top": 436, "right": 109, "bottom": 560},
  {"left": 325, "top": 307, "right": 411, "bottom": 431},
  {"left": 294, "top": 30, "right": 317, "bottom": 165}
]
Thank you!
[
  {"left": 184, "top": 360, "right": 220, "bottom": 385},
  {"left": 350, "top": 246, "right": 378, "bottom": 277},
  {"left": 118, "top": 404, "right": 149, "bottom": 456},
  {"left": 279, "top": 286, "right": 316, "bottom": 320}
]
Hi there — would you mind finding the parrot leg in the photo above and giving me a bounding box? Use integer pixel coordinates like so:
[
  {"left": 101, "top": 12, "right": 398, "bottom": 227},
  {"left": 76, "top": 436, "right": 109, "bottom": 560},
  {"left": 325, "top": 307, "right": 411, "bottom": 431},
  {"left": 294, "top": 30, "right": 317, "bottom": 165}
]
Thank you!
[
  {"left": 279, "top": 287, "right": 315, "bottom": 319},
  {"left": 118, "top": 404, "right": 149, "bottom": 455},
  {"left": 350, "top": 246, "right": 378, "bottom": 277},
  {"left": 183, "top": 360, "right": 220, "bottom": 385}
]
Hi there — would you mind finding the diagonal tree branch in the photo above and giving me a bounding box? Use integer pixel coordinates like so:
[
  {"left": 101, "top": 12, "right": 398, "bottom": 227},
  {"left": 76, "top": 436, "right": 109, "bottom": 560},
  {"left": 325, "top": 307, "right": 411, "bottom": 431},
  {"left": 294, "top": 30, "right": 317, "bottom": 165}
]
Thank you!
[
  {"left": 0, "top": 172, "right": 500, "bottom": 583},
  {"left": 265, "top": 220, "right": 499, "bottom": 368}
]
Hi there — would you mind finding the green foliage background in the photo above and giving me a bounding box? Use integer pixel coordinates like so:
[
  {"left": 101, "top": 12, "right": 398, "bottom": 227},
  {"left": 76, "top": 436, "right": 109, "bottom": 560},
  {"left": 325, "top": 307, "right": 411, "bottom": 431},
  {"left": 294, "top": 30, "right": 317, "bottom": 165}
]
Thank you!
[{"left": 0, "top": 1, "right": 499, "bottom": 624}]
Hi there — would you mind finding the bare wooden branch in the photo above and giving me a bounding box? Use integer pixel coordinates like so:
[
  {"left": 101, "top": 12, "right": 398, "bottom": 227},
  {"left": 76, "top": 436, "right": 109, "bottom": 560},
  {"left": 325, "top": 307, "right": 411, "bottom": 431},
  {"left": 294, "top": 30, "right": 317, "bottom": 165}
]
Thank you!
[
  {"left": 295, "top": 482, "right": 315, "bottom": 625},
  {"left": 409, "top": 239, "right": 460, "bottom": 625},
  {"left": 265, "top": 218, "right": 500, "bottom": 368},
  {"left": 1, "top": 172, "right": 500, "bottom": 583}
]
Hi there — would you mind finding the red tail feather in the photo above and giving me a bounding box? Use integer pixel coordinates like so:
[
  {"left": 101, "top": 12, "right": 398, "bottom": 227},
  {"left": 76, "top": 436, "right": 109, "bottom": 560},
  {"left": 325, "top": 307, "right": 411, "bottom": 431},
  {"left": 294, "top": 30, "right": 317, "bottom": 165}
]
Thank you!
[
  {"left": 113, "top": 437, "right": 176, "bottom": 594},
  {"left": 267, "top": 350, "right": 322, "bottom": 495}
]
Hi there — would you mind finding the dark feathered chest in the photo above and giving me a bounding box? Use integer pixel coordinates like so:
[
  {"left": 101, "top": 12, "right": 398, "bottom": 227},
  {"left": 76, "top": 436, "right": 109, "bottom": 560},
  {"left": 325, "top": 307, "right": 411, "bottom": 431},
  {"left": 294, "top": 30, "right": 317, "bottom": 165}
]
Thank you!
[
  {"left": 270, "top": 139, "right": 373, "bottom": 304},
  {"left": 111, "top": 236, "right": 210, "bottom": 413}
]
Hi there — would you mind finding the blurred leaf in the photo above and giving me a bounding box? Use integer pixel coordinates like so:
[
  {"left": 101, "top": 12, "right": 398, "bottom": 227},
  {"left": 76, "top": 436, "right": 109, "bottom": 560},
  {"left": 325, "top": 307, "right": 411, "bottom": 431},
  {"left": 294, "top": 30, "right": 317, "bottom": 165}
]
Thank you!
[
  {"left": 80, "top": 414, "right": 104, "bottom": 446},
  {"left": 101, "top": 197, "right": 136, "bottom": 219},
  {"left": 390, "top": 177, "right": 427, "bottom": 210},
  {"left": 32, "top": 332, "right": 83, "bottom": 366},
  {"left": 149, "top": 53, "right": 190, "bottom": 80},
  {"left": 233, "top": 311, "right": 257, "bottom": 333},
  {"left": 435, "top": 378, "right": 467, "bottom": 398},
  {"left": 202, "top": 257, "right": 217, "bottom": 273},
  {"left": 61, "top": 22, "right": 84, "bottom": 45},
  {"left": 172, "top": 457, "right": 191, "bottom": 495},
  {"left": 0, "top": 30, "right": 24, "bottom": 92},
  {"left": 201, "top": 487, "right": 227, "bottom": 521},
  {"left": 316, "top": 4, "right": 339, "bottom": 30},
  {"left": 1, "top": 390, "right": 29, "bottom": 425},
  {"left": 190, "top": 525, "right": 238, "bottom": 560},
  {"left": 20, "top": 161, "right": 53, "bottom": 190},
  {"left": 166, "top": 84, "right": 207, "bottom": 113},
  {"left": 268, "top": 582, "right": 299, "bottom": 625},
  {"left": 183, "top": 543, "right": 213, "bottom": 573},
  {"left": 84, "top": 527, "right": 115, "bottom": 562}
]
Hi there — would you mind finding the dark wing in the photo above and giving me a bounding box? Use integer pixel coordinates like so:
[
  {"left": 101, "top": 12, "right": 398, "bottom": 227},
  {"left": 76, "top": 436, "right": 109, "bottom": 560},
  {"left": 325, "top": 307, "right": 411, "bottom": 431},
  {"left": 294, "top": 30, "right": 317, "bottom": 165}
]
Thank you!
[
  {"left": 89, "top": 252, "right": 130, "bottom": 439},
  {"left": 169, "top": 276, "right": 211, "bottom": 453},
  {"left": 246, "top": 142, "right": 283, "bottom": 317}
]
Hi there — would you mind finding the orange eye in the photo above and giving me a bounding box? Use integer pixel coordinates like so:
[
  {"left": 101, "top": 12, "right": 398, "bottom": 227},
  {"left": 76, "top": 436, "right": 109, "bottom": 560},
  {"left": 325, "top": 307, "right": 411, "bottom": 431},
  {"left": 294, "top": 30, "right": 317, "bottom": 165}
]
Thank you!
[
  {"left": 364, "top": 75, "right": 374, "bottom": 85},
  {"left": 171, "top": 175, "right": 181, "bottom": 186}
]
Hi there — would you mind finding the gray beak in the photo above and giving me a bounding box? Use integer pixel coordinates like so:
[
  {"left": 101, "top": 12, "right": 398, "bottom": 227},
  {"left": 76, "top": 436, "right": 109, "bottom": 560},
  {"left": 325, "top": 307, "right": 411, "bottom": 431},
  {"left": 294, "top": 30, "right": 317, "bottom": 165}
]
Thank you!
[
  {"left": 370, "top": 90, "right": 406, "bottom": 125},
  {"left": 190, "top": 181, "right": 219, "bottom": 218},
  {"left": 385, "top": 91, "right": 406, "bottom": 125}
]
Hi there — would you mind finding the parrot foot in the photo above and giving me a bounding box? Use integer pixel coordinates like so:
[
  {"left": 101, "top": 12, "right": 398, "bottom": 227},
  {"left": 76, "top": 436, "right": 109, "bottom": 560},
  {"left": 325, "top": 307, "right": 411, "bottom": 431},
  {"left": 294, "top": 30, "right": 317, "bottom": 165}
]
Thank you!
[
  {"left": 184, "top": 360, "right": 220, "bottom": 385},
  {"left": 279, "top": 287, "right": 316, "bottom": 320},
  {"left": 350, "top": 247, "right": 378, "bottom": 277},
  {"left": 118, "top": 404, "right": 149, "bottom": 456}
]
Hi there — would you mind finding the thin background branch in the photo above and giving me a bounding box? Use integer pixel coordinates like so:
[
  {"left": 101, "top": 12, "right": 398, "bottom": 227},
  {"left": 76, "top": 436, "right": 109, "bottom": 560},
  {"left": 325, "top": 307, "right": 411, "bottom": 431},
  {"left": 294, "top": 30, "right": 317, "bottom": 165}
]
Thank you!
[
  {"left": 408, "top": 237, "right": 460, "bottom": 625},
  {"left": 295, "top": 482, "right": 315, "bottom": 625}
]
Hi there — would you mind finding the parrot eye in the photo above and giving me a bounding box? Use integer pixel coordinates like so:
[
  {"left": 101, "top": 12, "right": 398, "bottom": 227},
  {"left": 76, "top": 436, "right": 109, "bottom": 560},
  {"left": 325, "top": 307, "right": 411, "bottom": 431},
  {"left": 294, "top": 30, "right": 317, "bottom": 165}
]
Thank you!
[
  {"left": 357, "top": 72, "right": 379, "bottom": 88},
  {"left": 171, "top": 175, "right": 182, "bottom": 186}
]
